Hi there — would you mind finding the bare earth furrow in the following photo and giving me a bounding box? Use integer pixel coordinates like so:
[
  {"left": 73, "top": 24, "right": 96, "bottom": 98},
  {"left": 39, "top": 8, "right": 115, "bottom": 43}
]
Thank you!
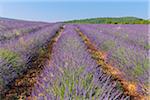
[{"left": 1, "top": 26, "right": 64, "bottom": 99}]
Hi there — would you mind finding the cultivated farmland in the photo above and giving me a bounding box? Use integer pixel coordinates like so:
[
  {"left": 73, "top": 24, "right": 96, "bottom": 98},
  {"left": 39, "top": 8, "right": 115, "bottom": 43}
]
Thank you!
[{"left": 0, "top": 18, "right": 149, "bottom": 100}]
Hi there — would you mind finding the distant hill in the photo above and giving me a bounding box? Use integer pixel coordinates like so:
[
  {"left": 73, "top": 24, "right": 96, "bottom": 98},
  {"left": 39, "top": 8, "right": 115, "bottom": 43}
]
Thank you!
[
  {"left": 1, "top": 16, "right": 149, "bottom": 24},
  {"left": 65, "top": 17, "right": 150, "bottom": 24}
]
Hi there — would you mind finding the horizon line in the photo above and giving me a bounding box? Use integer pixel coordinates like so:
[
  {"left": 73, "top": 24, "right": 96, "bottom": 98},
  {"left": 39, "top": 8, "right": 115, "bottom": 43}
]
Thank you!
[{"left": 0, "top": 16, "right": 149, "bottom": 23}]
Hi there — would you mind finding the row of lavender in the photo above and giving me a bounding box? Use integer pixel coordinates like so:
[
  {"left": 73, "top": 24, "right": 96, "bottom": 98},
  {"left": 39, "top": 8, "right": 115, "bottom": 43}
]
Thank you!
[
  {"left": 0, "top": 19, "right": 62, "bottom": 92},
  {"left": 0, "top": 18, "right": 48, "bottom": 31},
  {"left": 77, "top": 24, "right": 149, "bottom": 93},
  {"left": 0, "top": 18, "right": 51, "bottom": 42},
  {"left": 30, "top": 25, "right": 130, "bottom": 100}
]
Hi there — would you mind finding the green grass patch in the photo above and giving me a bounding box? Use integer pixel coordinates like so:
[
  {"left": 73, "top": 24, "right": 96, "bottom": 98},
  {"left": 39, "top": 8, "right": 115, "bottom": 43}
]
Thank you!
[
  {"left": 111, "top": 47, "right": 128, "bottom": 68},
  {"left": 144, "top": 44, "right": 150, "bottom": 50},
  {"left": 0, "top": 48, "right": 22, "bottom": 68},
  {"left": 48, "top": 66, "right": 102, "bottom": 100},
  {"left": 100, "top": 40, "right": 116, "bottom": 52},
  {"left": 133, "top": 63, "right": 144, "bottom": 76}
]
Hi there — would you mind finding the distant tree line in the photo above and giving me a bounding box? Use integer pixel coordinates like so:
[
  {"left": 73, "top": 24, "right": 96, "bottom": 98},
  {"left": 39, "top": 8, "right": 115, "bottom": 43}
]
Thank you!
[{"left": 65, "top": 17, "right": 150, "bottom": 24}]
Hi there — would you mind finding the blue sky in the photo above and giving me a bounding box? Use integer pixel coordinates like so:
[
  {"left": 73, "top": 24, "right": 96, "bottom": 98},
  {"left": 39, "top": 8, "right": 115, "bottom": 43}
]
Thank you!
[{"left": 0, "top": 0, "right": 149, "bottom": 22}]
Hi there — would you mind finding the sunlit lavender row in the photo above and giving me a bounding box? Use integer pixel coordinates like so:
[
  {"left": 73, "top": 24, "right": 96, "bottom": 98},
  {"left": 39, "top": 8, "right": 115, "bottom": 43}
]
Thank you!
[
  {"left": 0, "top": 19, "right": 51, "bottom": 42},
  {"left": 0, "top": 18, "right": 48, "bottom": 31},
  {"left": 77, "top": 24, "right": 149, "bottom": 93},
  {"left": 30, "top": 25, "right": 130, "bottom": 99},
  {"left": 0, "top": 19, "right": 62, "bottom": 92}
]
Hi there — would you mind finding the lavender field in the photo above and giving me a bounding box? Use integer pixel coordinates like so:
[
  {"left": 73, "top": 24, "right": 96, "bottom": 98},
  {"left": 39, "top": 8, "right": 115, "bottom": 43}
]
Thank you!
[{"left": 0, "top": 18, "right": 149, "bottom": 100}]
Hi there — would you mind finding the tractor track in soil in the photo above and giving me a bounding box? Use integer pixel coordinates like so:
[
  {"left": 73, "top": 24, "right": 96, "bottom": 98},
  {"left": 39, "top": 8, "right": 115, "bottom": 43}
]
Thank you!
[
  {"left": 75, "top": 28, "right": 149, "bottom": 100},
  {"left": 1, "top": 25, "right": 65, "bottom": 100}
]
